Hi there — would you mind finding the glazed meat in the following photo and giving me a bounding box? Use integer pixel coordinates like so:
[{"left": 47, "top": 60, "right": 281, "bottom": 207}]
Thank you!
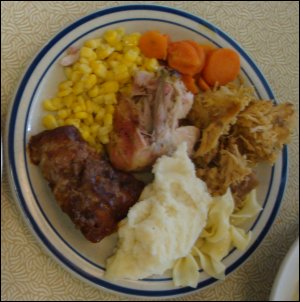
[{"left": 28, "top": 126, "right": 144, "bottom": 243}]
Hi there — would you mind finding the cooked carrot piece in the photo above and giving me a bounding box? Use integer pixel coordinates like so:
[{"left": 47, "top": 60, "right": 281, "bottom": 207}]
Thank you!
[
  {"left": 202, "top": 48, "right": 240, "bottom": 86},
  {"left": 139, "top": 31, "right": 169, "bottom": 59},
  {"left": 198, "top": 77, "right": 210, "bottom": 91},
  {"left": 183, "top": 40, "right": 206, "bottom": 73},
  {"left": 167, "top": 41, "right": 202, "bottom": 75},
  {"left": 181, "top": 74, "right": 199, "bottom": 94},
  {"left": 200, "top": 44, "right": 216, "bottom": 58}
]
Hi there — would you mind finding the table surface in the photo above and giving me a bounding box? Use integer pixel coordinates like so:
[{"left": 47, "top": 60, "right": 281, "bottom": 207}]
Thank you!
[{"left": 1, "top": 1, "right": 299, "bottom": 301}]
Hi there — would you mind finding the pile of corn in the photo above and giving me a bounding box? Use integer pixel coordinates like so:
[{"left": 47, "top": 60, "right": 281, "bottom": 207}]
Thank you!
[{"left": 42, "top": 27, "right": 159, "bottom": 153}]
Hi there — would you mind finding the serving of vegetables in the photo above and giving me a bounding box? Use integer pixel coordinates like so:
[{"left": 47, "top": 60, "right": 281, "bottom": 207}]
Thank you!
[
  {"left": 138, "top": 30, "right": 240, "bottom": 92},
  {"left": 42, "top": 28, "right": 159, "bottom": 153},
  {"left": 42, "top": 28, "right": 241, "bottom": 153}
]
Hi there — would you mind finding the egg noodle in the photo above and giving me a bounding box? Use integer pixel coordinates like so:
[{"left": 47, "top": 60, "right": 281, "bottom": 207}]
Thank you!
[{"left": 174, "top": 188, "right": 261, "bottom": 287}]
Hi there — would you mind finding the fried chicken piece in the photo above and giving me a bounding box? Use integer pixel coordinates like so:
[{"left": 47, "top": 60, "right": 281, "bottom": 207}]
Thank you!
[
  {"left": 233, "top": 100, "right": 295, "bottom": 164},
  {"left": 108, "top": 71, "right": 199, "bottom": 172},
  {"left": 28, "top": 126, "right": 144, "bottom": 243}
]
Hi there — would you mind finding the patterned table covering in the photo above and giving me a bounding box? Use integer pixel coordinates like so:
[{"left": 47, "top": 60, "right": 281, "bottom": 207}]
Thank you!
[{"left": 1, "top": 1, "right": 299, "bottom": 301}]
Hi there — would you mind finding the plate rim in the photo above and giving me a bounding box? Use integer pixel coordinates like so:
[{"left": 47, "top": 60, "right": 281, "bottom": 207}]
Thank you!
[{"left": 5, "top": 4, "right": 289, "bottom": 299}]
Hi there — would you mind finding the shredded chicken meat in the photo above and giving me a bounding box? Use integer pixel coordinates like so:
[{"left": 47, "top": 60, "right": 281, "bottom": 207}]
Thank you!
[{"left": 189, "top": 82, "right": 295, "bottom": 207}]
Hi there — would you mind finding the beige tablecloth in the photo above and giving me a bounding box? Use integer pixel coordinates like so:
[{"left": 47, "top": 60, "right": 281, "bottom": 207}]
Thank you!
[{"left": 1, "top": 1, "right": 299, "bottom": 301}]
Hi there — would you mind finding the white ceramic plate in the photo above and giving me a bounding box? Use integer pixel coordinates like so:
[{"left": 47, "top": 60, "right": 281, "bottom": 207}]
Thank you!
[
  {"left": 270, "top": 238, "right": 299, "bottom": 301},
  {"left": 6, "top": 4, "right": 288, "bottom": 299}
]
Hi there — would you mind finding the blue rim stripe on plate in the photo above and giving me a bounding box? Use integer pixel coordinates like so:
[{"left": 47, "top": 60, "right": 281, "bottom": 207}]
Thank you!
[
  {"left": 22, "top": 17, "right": 269, "bottom": 281},
  {"left": 8, "top": 4, "right": 287, "bottom": 297}
]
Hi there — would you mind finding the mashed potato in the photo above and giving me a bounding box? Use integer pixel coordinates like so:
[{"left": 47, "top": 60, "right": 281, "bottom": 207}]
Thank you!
[{"left": 105, "top": 143, "right": 212, "bottom": 280}]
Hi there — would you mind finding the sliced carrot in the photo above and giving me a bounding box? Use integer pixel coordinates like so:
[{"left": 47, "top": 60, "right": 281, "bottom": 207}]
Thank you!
[
  {"left": 198, "top": 77, "right": 210, "bottom": 91},
  {"left": 202, "top": 48, "right": 240, "bottom": 86},
  {"left": 181, "top": 74, "right": 199, "bottom": 94},
  {"left": 183, "top": 40, "right": 206, "bottom": 73},
  {"left": 167, "top": 41, "right": 202, "bottom": 75},
  {"left": 139, "top": 31, "right": 169, "bottom": 59},
  {"left": 200, "top": 44, "right": 216, "bottom": 58}
]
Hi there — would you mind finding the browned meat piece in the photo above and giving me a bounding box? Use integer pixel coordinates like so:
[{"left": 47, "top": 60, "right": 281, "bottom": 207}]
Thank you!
[
  {"left": 28, "top": 126, "right": 144, "bottom": 243},
  {"left": 107, "top": 71, "right": 199, "bottom": 172},
  {"left": 230, "top": 172, "right": 258, "bottom": 208}
]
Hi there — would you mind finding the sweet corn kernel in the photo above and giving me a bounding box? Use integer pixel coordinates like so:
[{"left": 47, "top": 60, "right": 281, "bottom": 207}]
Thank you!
[
  {"left": 91, "top": 103, "right": 101, "bottom": 113},
  {"left": 51, "top": 97, "right": 64, "bottom": 110},
  {"left": 114, "top": 71, "right": 130, "bottom": 82},
  {"left": 80, "top": 47, "right": 97, "bottom": 60},
  {"left": 72, "top": 62, "right": 81, "bottom": 71},
  {"left": 109, "top": 52, "right": 123, "bottom": 61},
  {"left": 84, "top": 38, "right": 102, "bottom": 49},
  {"left": 73, "top": 104, "right": 84, "bottom": 113},
  {"left": 88, "top": 85, "right": 100, "bottom": 98},
  {"left": 84, "top": 74, "right": 97, "bottom": 90},
  {"left": 78, "top": 63, "right": 92, "bottom": 74},
  {"left": 120, "top": 84, "right": 132, "bottom": 96},
  {"left": 144, "top": 58, "right": 159, "bottom": 72},
  {"left": 65, "top": 118, "right": 80, "bottom": 128},
  {"left": 57, "top": 119, "right": 64, "bottom": 127},
  {"left": 93, "top": 95, "right": 105, "bottom": 104},
  {"left": 101, "top": 81, "right": 119, "bottom": 93},
  {"left": 124, "top": 48, "right": 140, "bottom": 62},
  {"left": 114, "top": 42, "right": 123, "bottom": 51},
  {"left": 84, "top": 114, "right": 94, "bottom": 125},
  {"left": 135, "top": 56, "right": 143, "bottom": 65},
  {"left": 106, "top": 104, "right": 115, "bottom": 114},
  {"left": 104, "top": 30, "right": 120, "bottom": 46},
  {"left": 71, "top": 70, "right": 82, "bottom": 82},
  {"left": 64, "top": 67, "right": 73, "bottom": 80},
  {"left": 79, "top": 57, "right": 90, "bottom": 65},
  {"left": 74, "top": 112, "right": 89, "bottom": 119},
  {"left": 105, "top": 70, "right": 115, "bottom": 81},
  {"left": 108, "top": 60, "right": 119, "bottom": 69},
  {"left": 57, "top": 109, "right": 71, "bottom": 119},
  {"left": 43, "top": 99, "right": 58, "bottom": 111},
  {"left": 90, "top": 61, "right": 107, "bottom": 78},
  {"left": 95, "top": 108, "right": 105, "bottom": 122},
  {"left": 122, "top": 33, "right": 141, "bottom": 46},
  {"left": 63, "top": 94, "right": 76, "bottom": 107},
  {"left": 59, "top": 80, "right": 73, "bottom": 90},
  {"left": 43, "top": 114, "right": 58, "bottom": 129},
  {"left": 90, "top": 124, "right": 100, "bottom": 135},
  {"left": 81, "top": 130, "right": 90, "bottom": 141},
  {"left": 57, "top": 88, "right": 72, "bottom": 97},
  {"left": 85, "top": 100, "right": 93, "bottom": 113},
  {"left": 80, "top": 123, "right": 89, "bottom": 132},
  {"left": 99, "top": 134, "right": 109, "bottom": 144},
  {"left": 77, "top": 96, "right": 87, "bottom": 111},
  {"left": 73, "top": 82, "right": 83, "bottom": 95},
  {"left": 98, "top": 126, "right": 111, "bottom": 136},
  {"left": 96, "top": 44, "right": 114, "bottom": 60},
  {"left": 113, "top": 63, "right": 128, "bottom": 74},
  {"left": 103, "top": 93, "right": 117, "bottom": 105},
  {"left": 103, "top": 113, "right": 113, "bottom": 126}
]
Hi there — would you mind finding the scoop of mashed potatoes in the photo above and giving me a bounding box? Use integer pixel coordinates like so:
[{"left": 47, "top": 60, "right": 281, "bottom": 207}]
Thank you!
[{"left": 105, "top": 143, "right": 212, "bottom": 280}]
